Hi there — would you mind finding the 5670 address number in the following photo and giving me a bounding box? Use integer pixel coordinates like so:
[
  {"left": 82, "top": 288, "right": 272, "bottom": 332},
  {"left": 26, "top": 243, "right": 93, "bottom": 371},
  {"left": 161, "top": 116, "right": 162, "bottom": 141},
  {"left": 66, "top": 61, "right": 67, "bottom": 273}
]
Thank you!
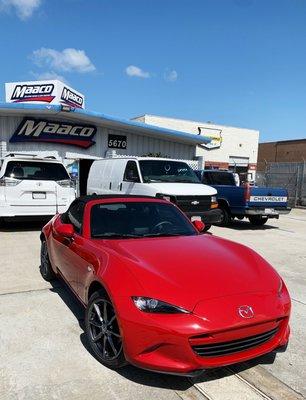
[{"left": 108, "top": 134, "right": 127, "bottom": 149}]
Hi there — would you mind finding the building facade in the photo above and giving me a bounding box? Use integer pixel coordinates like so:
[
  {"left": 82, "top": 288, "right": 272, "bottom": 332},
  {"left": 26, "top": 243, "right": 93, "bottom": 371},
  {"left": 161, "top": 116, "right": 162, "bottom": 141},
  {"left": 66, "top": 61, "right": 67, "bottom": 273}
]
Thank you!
[
  {"left": 0, "top": 104, "right": 208, "bottom": 194},
  {"left": 257, "top": 139, "right": 306, "bottom": 171},
  {"left": 132, "top": 115, "right": 259, "bottom": 181}
]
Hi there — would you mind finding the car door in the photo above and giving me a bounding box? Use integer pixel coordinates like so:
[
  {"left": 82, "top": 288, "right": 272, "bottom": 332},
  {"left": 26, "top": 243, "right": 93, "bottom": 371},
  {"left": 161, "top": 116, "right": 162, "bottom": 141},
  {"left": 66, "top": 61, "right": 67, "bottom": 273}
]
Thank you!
[{"left": 51, "top": 200, "right": 87, "bottom": 296}]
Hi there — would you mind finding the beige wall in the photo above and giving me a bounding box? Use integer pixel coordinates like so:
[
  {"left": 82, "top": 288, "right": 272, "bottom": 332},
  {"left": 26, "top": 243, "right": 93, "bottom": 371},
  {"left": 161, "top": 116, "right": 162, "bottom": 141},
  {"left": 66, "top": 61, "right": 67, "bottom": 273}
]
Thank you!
[{"left": 133, "top": 115, "right": 259, "bottom": 166}]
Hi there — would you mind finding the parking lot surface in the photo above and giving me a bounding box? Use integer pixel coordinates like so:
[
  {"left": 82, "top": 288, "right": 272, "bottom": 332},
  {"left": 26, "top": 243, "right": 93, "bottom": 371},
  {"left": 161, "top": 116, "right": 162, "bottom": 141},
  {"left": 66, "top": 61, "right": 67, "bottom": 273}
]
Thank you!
[{"left": 0, "top": 210, "right": 305, "bottom": 400}]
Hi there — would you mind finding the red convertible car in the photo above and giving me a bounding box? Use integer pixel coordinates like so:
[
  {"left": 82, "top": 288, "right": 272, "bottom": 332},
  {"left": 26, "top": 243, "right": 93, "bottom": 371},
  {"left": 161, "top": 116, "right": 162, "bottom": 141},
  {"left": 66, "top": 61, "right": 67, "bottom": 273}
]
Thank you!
[{"left": 40, "top": 195, "right": 291, "bottom": 376}]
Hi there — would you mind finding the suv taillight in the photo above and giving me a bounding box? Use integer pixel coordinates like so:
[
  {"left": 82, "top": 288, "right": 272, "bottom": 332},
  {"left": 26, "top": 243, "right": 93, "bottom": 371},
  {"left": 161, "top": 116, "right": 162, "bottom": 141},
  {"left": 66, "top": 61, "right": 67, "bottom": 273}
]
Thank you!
[
  {"left": 244, "top": 183, "right": 251, "bottom": 202},
  {"left": 56, "top": 179, "right": 75, "bottom": 188},
  {"left": 0, "top": 177, "right": 22, "bottom": 186}
]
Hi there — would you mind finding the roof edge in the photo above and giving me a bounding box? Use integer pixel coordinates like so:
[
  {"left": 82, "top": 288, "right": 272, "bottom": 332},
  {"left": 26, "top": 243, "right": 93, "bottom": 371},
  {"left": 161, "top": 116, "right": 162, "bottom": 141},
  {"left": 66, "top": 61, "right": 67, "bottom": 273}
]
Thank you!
[{"left": 0, "top": 103, "right": 211, "bottom": 146}]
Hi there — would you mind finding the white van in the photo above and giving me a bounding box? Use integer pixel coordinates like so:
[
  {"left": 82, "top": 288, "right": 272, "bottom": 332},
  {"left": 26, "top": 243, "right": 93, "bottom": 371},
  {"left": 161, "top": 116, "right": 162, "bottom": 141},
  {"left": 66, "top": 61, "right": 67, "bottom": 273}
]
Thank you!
[
  {"left": 87, "top": 157, "right": 222, "bottom": 228},
  {"left": 0, "top": 154, "right": 76, "bottom": 219}
]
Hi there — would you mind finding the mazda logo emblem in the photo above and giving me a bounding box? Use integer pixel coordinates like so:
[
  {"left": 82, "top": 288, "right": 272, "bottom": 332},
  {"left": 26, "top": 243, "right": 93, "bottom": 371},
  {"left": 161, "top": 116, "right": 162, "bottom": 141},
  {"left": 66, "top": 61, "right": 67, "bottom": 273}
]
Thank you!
[{"left": 238, "top": 305, "right": 254, "bottom": 319}]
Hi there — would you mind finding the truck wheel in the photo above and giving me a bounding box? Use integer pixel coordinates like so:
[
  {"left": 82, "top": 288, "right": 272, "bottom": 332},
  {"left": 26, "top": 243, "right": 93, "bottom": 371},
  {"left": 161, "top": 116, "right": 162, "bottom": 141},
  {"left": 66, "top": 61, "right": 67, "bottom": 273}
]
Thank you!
[
  {"left": 219, "top": 206, "right": 232, "bottom": 226},
  {"left": 248, "top": 216, "right": 268, "bottom": 226}
]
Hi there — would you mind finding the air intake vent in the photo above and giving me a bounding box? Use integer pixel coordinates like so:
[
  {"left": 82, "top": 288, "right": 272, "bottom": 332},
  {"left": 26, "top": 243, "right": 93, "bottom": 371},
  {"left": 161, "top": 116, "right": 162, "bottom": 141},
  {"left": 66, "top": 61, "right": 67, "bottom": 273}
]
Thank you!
[{"left": 192, "top": 327, "right": 278, "bottom": 357}]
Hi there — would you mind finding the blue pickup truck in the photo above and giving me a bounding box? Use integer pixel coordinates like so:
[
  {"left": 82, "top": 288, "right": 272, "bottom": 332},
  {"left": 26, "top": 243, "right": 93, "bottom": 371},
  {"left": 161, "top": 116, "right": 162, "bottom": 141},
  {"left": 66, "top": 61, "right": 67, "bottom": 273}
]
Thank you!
[{"left": 195, "top": 169, "right": 291, "bottom": 226}]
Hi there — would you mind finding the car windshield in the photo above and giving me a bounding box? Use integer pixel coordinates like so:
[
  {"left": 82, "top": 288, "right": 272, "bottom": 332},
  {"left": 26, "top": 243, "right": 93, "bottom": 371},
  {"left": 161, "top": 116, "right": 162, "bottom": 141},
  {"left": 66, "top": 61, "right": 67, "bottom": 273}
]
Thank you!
[
  {"left": 138, "top": 160, "right": 200, "bottom": 183},
  {"left": 4, "top": 161, "right": 70, "bottom": 181},
  {"left": 91, "top": 202, "right": 197, "bottom": 238}
]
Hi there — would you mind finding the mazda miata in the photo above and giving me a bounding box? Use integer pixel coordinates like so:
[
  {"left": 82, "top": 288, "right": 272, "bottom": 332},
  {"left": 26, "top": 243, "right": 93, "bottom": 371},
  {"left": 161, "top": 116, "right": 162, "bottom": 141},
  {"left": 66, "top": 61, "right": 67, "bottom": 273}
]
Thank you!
[{"left": 40, "top": 195, "right": 291, "bottom": 376}]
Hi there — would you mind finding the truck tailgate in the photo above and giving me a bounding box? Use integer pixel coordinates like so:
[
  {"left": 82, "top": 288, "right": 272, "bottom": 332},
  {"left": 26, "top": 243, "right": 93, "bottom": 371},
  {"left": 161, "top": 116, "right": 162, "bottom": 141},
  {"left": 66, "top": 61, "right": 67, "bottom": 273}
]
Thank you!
[{"left": 248, "top": 187, "right": 288, "bottom": 208}]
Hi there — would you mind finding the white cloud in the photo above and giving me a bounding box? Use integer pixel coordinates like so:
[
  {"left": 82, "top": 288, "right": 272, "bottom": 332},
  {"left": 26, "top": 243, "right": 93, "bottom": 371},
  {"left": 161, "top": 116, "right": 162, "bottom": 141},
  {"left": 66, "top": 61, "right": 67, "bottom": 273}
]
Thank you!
[
  {"left": 164, "top": 69, "right": 178, "bottom": 82},
  {"left": 125, "top": 65, "right": 150, "bottom": 79},
  {"left": 31, "top": 70, "right": 67, "bottom": 83},
  {"left": 0, "top": 0, "right": 41, "bottom": 20},
  {"left": 31, "top": 47, "right": 96, "bottom": 73}
]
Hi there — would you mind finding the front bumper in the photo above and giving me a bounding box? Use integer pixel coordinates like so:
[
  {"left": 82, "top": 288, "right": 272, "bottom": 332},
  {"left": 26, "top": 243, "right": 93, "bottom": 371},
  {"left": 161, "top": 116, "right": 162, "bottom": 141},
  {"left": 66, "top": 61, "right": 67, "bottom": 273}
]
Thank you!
[
  {"left": 244, "top": 207, "right": 291, "bottom": 218},
  {"left": 115, "top": 291, "right": 290, "bottom": 376},
  {"left": 184, "top": 208, "right": 223, "bottom": 224}
]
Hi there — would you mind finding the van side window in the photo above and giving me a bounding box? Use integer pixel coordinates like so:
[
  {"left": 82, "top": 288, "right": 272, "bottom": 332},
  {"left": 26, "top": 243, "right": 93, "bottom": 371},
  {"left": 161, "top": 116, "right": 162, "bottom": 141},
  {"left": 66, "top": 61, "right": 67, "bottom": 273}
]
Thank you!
[
  {"left": 66, "top": 200, "right": 85, "bottom": 234},
  {"left": 123, "top": 161, "right": 140, "bottom": 182}
]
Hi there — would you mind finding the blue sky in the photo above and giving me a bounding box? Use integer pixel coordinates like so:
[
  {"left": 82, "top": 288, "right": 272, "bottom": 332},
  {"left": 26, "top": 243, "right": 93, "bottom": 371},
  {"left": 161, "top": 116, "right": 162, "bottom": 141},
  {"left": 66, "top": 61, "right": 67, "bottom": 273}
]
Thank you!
[{"left": 0, "top": 0, "right": 306, "bottom": 142}]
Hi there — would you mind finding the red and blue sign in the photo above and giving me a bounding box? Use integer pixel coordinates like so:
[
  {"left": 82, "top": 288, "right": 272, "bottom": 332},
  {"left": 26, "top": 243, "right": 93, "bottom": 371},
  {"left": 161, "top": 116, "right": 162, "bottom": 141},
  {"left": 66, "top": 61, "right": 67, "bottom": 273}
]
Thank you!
[{"left": 10, "top": 118, "right": 97, "bottom": 149}]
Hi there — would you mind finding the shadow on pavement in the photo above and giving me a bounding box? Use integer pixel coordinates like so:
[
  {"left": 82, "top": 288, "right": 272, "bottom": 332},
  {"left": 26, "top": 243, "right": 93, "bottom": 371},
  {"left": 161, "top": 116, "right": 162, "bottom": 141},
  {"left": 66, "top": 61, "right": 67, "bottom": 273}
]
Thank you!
[
  {"left": 215, "top": 220, "right": 278, "bottom": 231},
  {"left": 49, "top": 279, "right": 277, "bottom": 392},
  {"left": 0, "top": 218, "right": 50, "bottom": 232},
  {"left": 192, "top": 353, "right": 276, "bottom": 385}
]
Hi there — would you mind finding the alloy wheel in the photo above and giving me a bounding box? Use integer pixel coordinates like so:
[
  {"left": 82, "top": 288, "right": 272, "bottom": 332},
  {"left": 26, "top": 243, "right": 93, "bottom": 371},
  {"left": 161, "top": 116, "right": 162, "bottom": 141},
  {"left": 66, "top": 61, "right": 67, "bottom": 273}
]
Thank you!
[
  {"left": 88, "top": 299, "right": 122, "bottom": 361},
  {"left": 40, "top": 242, "right": 49, "bottom": 275}
]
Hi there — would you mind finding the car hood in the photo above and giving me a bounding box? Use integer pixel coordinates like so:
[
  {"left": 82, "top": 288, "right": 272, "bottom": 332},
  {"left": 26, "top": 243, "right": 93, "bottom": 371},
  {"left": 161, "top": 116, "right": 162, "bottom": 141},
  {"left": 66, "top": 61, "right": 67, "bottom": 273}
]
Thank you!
[
  {"left": 105, "top": 235, "right": 280, "bottom": 311},
  {"left": 145, "top": 182, "right": 216, "bottom": 196}
]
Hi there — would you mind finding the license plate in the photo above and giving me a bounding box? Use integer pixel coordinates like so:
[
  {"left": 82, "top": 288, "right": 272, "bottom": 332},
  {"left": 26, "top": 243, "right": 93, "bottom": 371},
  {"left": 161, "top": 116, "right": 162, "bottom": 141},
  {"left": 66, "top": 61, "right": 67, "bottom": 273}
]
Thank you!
[
  {"left": 264, "top": 208, "right": 278, "bottom": 214},
  {"left": 32, "top": 192, "right": 46, "bottom": 199}
]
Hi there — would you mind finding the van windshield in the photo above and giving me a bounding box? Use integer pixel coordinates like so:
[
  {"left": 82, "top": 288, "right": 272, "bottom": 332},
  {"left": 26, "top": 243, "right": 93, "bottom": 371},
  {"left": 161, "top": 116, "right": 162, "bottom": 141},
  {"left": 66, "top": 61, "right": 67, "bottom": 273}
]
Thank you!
[
  {"left": 4, "top": 161, "right": 70, "bottom": 181},
  {"left": 139, "top": 160, "right": 200, "bottom": 183}
]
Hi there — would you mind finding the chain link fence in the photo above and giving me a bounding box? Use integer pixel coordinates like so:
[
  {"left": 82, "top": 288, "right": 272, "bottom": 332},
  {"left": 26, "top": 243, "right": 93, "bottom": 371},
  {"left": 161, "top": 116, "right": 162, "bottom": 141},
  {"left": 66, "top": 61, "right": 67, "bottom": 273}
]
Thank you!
[{"left": 256, "top": 162, "right": 306, "bottom": 207}]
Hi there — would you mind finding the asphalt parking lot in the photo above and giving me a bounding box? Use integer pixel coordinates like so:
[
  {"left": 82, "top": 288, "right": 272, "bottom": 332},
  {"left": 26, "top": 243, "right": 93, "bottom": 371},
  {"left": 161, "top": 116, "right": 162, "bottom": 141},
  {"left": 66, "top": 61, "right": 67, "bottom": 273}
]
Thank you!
[{"left": 0, "top": 210, "right": 305, "bottom": 400}]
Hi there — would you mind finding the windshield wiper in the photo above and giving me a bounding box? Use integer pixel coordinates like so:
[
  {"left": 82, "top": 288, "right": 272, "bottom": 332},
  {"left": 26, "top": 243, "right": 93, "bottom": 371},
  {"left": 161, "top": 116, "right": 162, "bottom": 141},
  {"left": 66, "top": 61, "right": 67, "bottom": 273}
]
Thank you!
[
  {"left": 143, "top": 232, "right": 193, "bottom": 238},
  {"left": 92, "top": 233, "right": 142, "bottom": 239}
]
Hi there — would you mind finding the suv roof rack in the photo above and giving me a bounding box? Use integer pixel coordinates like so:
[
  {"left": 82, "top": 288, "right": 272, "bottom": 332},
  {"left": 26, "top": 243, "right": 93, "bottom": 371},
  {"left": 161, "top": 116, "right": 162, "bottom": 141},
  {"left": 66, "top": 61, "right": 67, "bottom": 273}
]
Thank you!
[{"left": 5, "top": 153, "right": 58, "bottom": 160}]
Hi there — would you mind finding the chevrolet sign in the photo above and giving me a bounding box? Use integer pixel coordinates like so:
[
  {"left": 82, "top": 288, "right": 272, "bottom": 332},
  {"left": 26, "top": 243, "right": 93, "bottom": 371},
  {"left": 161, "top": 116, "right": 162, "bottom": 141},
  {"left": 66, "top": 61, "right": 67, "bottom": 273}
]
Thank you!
[
  {"left": 249, "top": 196, "right": 287, "bottom": 202},
  {"left": 10, "top": 118, "right": 97, "bottom": 149}
]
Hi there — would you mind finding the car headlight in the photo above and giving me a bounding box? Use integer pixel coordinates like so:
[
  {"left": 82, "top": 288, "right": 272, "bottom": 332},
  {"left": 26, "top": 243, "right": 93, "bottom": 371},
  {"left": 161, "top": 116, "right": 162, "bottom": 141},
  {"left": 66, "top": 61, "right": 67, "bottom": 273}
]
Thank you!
[
  {"left": 210, "top": 195, "right": 218, "bottom": 209},
  {"left": 132, "top": 297, "right": 190, "bottom": 314}
]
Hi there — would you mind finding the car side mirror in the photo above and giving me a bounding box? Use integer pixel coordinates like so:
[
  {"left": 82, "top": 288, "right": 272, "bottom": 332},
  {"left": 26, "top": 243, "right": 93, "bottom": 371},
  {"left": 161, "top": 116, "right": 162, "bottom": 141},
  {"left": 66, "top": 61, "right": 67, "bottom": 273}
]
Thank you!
[
  {"left": 192, "top": 220, "right": 205, "bottom": 232},
  {"left": 56, "top": 223, "right": 75, "bottom": 238}
]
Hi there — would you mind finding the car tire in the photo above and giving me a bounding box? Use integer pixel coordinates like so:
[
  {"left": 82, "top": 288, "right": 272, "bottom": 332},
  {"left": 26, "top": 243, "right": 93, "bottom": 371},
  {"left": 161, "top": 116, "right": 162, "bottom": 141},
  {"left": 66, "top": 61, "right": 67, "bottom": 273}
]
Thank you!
[
  {"left": 248, "top": 216, "right": 268, "bottom": 226},
  {"left": 218, "top": 206, "right": 232, "bottom": 226},
  {"left": 85, "top": 290, "right": 127, "bottom": 369},
  {"left": 40, "top": 239, "right": 56, "bottom": 281}
]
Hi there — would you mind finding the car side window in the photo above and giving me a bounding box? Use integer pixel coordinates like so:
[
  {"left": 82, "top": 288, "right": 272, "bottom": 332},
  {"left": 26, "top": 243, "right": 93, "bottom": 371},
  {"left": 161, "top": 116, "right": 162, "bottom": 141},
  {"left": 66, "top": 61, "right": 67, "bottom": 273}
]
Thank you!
[
  {"left": 202, "top": 172, "right": 211, "bottom": 184},
  {"left": 123, "top": 161, "right": 140, "bottom": 182},
  {"left": 66, "top": 201, "right": 85, "bottom": 234}
]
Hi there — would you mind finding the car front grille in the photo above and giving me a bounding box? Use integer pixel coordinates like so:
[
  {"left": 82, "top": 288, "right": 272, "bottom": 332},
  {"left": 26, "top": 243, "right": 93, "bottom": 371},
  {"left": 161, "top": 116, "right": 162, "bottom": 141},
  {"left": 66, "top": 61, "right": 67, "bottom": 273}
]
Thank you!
[
  {"left": 175, "top": 195, "right": 211, "bottom": 212},
  {"left": 192, "top": 327, "right": 278, "bottom": 357}
]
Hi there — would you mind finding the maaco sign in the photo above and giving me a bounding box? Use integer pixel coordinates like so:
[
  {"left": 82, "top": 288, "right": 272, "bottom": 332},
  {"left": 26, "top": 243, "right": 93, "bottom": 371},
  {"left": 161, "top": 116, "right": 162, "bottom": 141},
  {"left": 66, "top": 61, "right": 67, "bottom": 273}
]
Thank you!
[
  {"left": 10, "top": 118, "right": 96, "bottom": 149},
  {"left": 5, "top": 80, "right": 85, "bottom": 109}
]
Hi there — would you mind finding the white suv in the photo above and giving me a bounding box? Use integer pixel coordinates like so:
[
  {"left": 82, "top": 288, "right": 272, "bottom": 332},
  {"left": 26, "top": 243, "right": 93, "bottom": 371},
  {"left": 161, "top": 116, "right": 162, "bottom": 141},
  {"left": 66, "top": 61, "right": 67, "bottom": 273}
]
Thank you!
[{"left": 0, "top": 154, "right": 76, "bottom": 219}]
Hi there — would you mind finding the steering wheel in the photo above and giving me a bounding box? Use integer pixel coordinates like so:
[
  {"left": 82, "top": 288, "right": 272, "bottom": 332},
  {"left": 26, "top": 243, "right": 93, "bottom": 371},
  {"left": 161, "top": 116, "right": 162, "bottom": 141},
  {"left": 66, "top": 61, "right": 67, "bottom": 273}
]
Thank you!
[{"left": 151, "top": 221, "right": 174, "bottom": 233}]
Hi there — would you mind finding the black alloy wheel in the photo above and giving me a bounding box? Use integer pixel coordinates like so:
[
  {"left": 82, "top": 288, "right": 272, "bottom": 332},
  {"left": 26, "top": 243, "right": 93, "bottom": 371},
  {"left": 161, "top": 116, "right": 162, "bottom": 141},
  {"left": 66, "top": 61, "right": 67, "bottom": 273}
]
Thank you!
[
  {"left": 40, "top": 240, "right": 56, "bottom": 281},
  {"left": 85, "top": 290, "right": 126, "bottom": 369}
]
